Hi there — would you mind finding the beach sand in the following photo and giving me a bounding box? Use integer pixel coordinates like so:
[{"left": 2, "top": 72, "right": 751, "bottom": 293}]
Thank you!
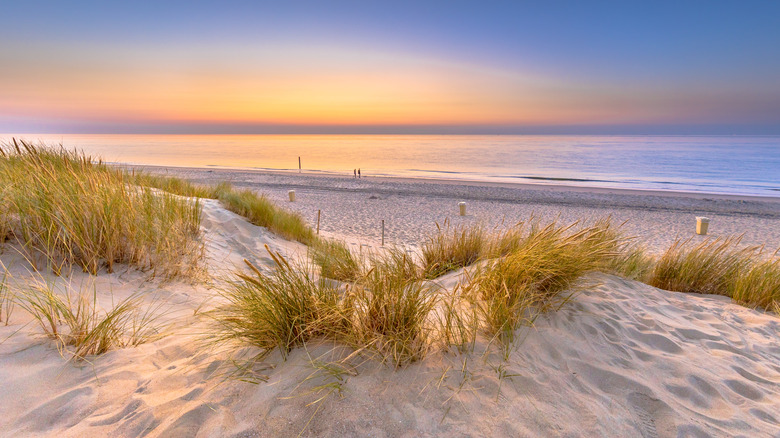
[
  {"left": 1, "top": 172, "right": 779, "bottom": 437},
  {"left": 137, "top": 166, "right": 780, "bottom": 253}
]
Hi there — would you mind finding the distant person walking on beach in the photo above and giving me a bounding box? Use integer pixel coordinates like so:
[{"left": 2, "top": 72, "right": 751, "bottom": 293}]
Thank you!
[
  {"left": 358, "top": 168, "right": 361, "bottom": 178},
  {"left": 354, "top": 169, "right": 357, "bottom": 178}
]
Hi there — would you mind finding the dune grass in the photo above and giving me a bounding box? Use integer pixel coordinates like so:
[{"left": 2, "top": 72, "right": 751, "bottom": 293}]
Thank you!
[
  {"left": 17, "top": 279, "right": 167, "bottom": 359},
  {"left": 649, "top": 237, "right": 780, "bottom": 311},
  {"left": 729, "top": 257, "right": 780, "bottom": 310},
  {"left": 311, "top": 239, "right": 362, "bottom": 282},
  {"left": 0, "top": 271, "right": 12, "bottom": 325},
  {"left": 370, "top": 246, "right": 420, "bottom": 282},
  {"left": 608, "top": 244, "right": 656, "bottom": 282},
  {"left": 213, "top": 219, "right": 629, "bottom": 368},
  {"left": 0, "top": 187, "right": 10, "bottom": 245},
  {"left": 129, "top": 171, "right": 315, "bottom": 245},
  {"left": 486, "top": 221, "right": 527, "bottom": 258},
  {"left": 0, "top": 140, "right": 203, "bottom": 278},
  {"left": 217, "top": 187, "right": 316, "bottom": 245},
  {"left": 311, "top": 240, "right": 420, "bottom": 284},
  {"left": 212, "top": 245, "right": 437, "bottom": 368},
  {"left": 649, "top": 237, "right": 753, "bottom": 295},
  {"left": 0, "top": 139, "right": 315, "bottom": 278},
  {"left": 210, "top": 249, "right": 344, "bottom": 360},
  {"left": 421, "top": 221, "right": 487, "bottom": 279},
  {"left": 214, "top": 220, "right": 622, "bottom": 369},
  {"left": 211, "top": 214, "right": 780, "bottom": 380},
  {"left": 347, "top": 264, "right": 437, "bottom": 366},
  {"left": 129, "top": 171, "right": 227, "bottom": 199},
  {"left": 436, "top": 284, "right": 478, "bottom": 354},
  {"left": 464, "top": 220, "right": 623, "bottom": 345}
]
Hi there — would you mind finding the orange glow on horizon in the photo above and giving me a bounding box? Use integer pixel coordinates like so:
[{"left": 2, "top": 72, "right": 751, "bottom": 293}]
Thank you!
[{"left": 1, "top": 42, "right": 750, "bottom": 129}]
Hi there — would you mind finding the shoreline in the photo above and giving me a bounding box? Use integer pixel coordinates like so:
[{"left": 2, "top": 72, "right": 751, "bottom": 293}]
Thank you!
[{"left": 125, "top": 163, "right": 780, "bottom": 201}]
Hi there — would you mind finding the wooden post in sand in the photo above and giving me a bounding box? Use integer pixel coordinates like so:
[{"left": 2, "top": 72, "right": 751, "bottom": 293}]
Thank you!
[
  {"left": 317, "top": 210, "right": 321, "bottom": 235},
  {"left": 381, "top": 220, "right": 385, "bottom": 246},
  {"left": 459, "top": 202, "right": 467, "bottom": 216},
  {"left": 288, "top": 190, "right": 296, "bottom": 202},
  {"left": 298, "top": 157, "right": 301, "bottom": 173},
  {"left": 696, "top": 217, "right": 710, "bottom": 235}
]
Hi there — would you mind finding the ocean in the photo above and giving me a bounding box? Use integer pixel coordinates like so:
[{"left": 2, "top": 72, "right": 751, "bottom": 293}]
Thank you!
[{"left": 3, "top": 134, "right": 779, "bottom": 197}]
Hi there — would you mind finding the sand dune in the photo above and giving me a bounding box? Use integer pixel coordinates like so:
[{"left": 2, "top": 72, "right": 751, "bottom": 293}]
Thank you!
[{"left": 1, "top": 199, "right": 779, "bottom": 437}]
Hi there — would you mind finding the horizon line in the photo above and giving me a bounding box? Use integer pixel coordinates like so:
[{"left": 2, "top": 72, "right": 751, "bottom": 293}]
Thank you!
[{"left": 4, "top": 123, "right": 780, "bottom": 136}]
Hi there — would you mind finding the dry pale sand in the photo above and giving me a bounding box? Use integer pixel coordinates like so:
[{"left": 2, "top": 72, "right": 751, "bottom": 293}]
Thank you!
[{"left": 0, "top": 182, "right": 779, "bottom": 437}]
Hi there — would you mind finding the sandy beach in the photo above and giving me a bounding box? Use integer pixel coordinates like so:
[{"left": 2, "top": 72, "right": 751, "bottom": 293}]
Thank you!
[
  {"left": 138, "top": 165, "right": 780, "bottom": 252},
  {"left": 1, "top": 166, "right": 779, "bottom": 437},
  {"left": 5, "top": 0, "right": 780, "bottom": 435}
]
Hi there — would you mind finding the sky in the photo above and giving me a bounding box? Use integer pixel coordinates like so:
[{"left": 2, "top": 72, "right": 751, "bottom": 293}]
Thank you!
[{"left": 1, "top": 1, "right": 779, "bottom": 134}]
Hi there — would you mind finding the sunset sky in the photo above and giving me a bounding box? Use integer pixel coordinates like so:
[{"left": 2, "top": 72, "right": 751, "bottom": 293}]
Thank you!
[{"left": 2, "top": 1, "right": 779, "bottom": 134}]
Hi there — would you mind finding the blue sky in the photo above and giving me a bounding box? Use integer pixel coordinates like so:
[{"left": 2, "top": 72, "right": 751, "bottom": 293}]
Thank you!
[{"left": 2, "top": 1, "right": 779, "bottom": 134}]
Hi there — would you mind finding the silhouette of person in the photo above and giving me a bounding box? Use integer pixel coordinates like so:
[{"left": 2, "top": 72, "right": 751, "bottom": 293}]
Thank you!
[
  {"left": 358, "top": 168, "right": 361, "bottom": 178},
  {"left": 354, "top": 168, "right": 356, "bottom": 178}
]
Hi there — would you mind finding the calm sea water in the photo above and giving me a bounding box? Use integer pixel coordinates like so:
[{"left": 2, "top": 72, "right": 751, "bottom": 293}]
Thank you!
[{"left": 4, "top": 134, "right": 779, "bottom": 197}]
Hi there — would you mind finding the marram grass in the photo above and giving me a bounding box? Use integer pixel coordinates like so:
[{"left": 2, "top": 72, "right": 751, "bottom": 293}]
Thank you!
[
  {"left": 729, "top": 258, "right": 780, "bottom": 310},
  {"left": 421, "top": 221, "right": 487, "bottom": 278},
  {"left": 211, "top": 246, "right": 437, "bottom": 368},
  {"left": 369, "top": 246, "right": 420, "bottom": 282},
  {"left": 1, "top": 140, "right": 316, "bottom": 278},
  {"left": 649, "top": 237, "right": 780, "bottom": 311},
  {"left": 0, "top": 271, "right": 13, "bottom": 325},
  {"left": 212, "top": 217, "right": 780, "bottom": 378},
  {"left": 129, "top": 171, "right": 228, "bottom": 199},
  {"left": 129, "top": 171, "right": 315, "bottom": 245},
  {"left": 0, "top": 140, "right": 203, "bottom": 278},
  {"left": 311, "top": 239, "right": 362, "bottom": 282},
  {"left": 17, "top": 279, "right": 167, "bottom": 359},
  {"left": 217, "top": 187, "right": 316, "bottom": 245},
  {"left": 649, "top": 236, "right": 753, "bottom": 295},
  {"left": 347, "top": 264, "right": 437, "bottom": 366},
  {"left": 209, "top": 249, "right": 344, "bottom": 360},
  {"left": 464, "top": 220, "right": 622, "bottom": 346}
]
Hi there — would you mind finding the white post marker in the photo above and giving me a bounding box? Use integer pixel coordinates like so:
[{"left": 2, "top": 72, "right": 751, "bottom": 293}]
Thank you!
[
  {"left": 459, "top": 202, "right": 466, "bottom": 216},
  {"left": 288, "top": 190, "right": 296, "bottom": 202},
  {"left": 696, "top": 217, "right": 710, "bottom": 235}
]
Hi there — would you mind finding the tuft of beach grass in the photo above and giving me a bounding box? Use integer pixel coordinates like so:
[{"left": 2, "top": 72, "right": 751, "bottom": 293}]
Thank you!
[
  {"left": 369, "top": 246, "right": 421, "bottom": 282},
  {"left": 311, "top": 239, "right": 363, "bottom": 282},
  {"left": 209, "top": 248, "right": 344, "bottom": 360},
  {"left": 464, "top": 220, "right": 623, "bottom": 346},
  {"left": 346, "top": 264, "right": 437, "bottom": 367},
  {"left": 16, "top": 277, "right": 168, "bottom": 359},
  {"left": 729, "top": 257, "right": 780, "bottom": 310},
  {"left": 421, "top": 221, "right": 487, "bottom": 279},
  {"left": 649, "top": 236, "right": 754, "bottom": 295},
  {"left": 649, "top": 236, "right": 780, "bottom": 311},
  {"left": 0, "top": 270, "right": 12, "bottom": 325},
  {"left": 211, "top": 245, "right": 436, "bottom": 369}
]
